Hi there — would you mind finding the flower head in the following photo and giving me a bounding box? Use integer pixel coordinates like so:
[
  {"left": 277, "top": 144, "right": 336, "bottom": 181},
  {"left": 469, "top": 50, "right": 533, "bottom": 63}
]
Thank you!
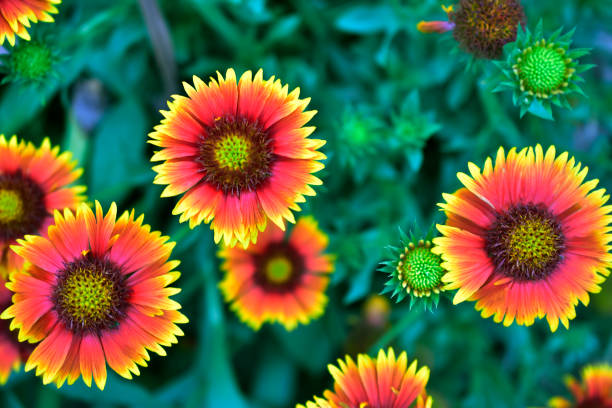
[
  {"left": 0, "top": 135, "right": 85, "bottom": 279},
  {"left": 218, "top": 216, "right": 333, "bottom": 330},
  {"left": 0, "top": 0, "right": 61, "bottom": 46},
  {"left": 434, "top": 145, "right": 612, "bottom": 331},
  {"left": 548, "top": 363, "right": 612, "bottom": 408},
  {"left": 297, "top": 348, "right": 433, "bottom": 408},
  {"left": 495, "top": 21, "right": 593, "bottom": 120},
  {"left": 0, "top": 202, "right": 188, "bottom": 389},
  {"left": 380, "top": 228, "right": 447, "bottom": 310},
  {"left": 0, "top": 275, "right": 33, "bottom": 384},
  {"left": 149, "top": 68, "right": 325, "bottom": 248},
  {"left": 418, "top": 1, "right": 525, "bottom": 60}
]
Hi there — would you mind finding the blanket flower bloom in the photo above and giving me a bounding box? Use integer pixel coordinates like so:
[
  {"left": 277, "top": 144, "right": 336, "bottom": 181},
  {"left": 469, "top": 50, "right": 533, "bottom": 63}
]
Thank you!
[
  {"left": 0, "top": 135, "right": 85, "bottom": 279},
  {"left": 219, "top": 216, "right": 333, "bottom": 330},
  {"left": 548, "top": 363, "right": 612, "bottom": 408},
  {"left": 434, "top": 145, "right": 612, "bottom": 331},
  {"left": 0, "top": 0, "right": 61, "bottom": 46},
  {"left": 149, "top": 68, "right": 325, "bottom": 248},
  {"left": 0, "top": 202, "right": 188, "bottom": 390},
  {"left": 0, "top": 275, "right": 33, "bottom": 384},
  {"left": 418, "top": 1, "right": 525, "bottom": 59},
  {"left": 297, "top": 348, "right": 433, "bottom": 408}
]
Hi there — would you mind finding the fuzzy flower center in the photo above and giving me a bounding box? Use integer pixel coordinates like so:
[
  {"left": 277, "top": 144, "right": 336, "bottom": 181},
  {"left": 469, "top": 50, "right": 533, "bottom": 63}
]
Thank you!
[
  {"left": 396, "top": 240, "right": 444, "bottom": 296},
  {"left": 253, "top": 242, "right": 304, "bottom": 292},
  {"left": 516, "top": 43, "right": 568, "bottom": 94},
  {"left": 486, "top": 203, "right": 565, "bottom": 281},
  {"left": 215, "top": 134, "right": 251, "bottom": 171},
  {"left": 0, "top": 172, "right": 47, "bottom": 242},
  {"left": 53, "top": 257, "right": 130, "bottom": 333},
  {"left": 0, "top": 189, "right": 24, "bottom": 223},
  {"left": 265, "top": 256, "right": 293, "bottom": 284},
  {"left": 452, "top": 0, "right": 525, "bottom": 59},
  {"left": 198, "top": 116, "right": 273, "bottom": 195}
]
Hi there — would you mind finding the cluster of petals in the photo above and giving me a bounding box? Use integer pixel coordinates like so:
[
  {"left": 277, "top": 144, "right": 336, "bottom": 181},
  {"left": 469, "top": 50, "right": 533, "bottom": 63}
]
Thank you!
[
  {"left": 433, "top": 145, "right": 612, "bottom": 331},
  {"left": 297, "top": 348, "right": 433, "bottom": 408},
  {"left": 0, "top": 134, "right": 85, "bottom": 278},
  {"left": 149, "top": 68, "right": 325, "bottom": 248},
  {"left": 0, "top": 0, "right": 61, "bottom": 46},
  {"left": 1, "top": 202, "right": 187, "bottom": 389}
]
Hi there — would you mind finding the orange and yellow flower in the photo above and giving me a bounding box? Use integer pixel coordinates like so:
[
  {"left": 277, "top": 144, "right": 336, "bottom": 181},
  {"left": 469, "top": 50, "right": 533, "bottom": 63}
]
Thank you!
[
  {"left": 1, "top": 202, "right": 188, "bottom": 390},
  {"left": 219, "top": 216, "right": 333, "bottom": 330},
  {"left": 0, "top": 0, "right": 61, "bottom": 46},
  {"left": 297, "top": 348, "right": 433, "bottom": 408},
  {"left": 0, "top": 135, "right": 85, "bottom": 279},
  {"left": 434, "top": 145, "right": 612, "bottom": 331},
  {"left": 548, "top": 363, "right": 612, "bottom": 408},
  {"left": 0, "top": 275, "right": 33, "bottom": 384},
  {"left": 149, "top": 68, "right": 325, "bottom": 248}
]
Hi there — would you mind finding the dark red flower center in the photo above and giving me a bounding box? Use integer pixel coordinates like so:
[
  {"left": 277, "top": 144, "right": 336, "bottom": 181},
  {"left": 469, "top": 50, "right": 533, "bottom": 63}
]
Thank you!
[
  {"left": 198, "top": 116, "right": 274, "bottom": 195},
  {"left": 52, "top": 255, "right": 131, "bottom": 334},
  {"left": 485, "top": 203, "right": 565, "bottom": 281},
  {"left": 576, "top": 397, "right": 610, "bottom": 408},
  {"left": 0, "top": 172, "right": 47, "bottom": 242},
  {"left": 252, "top": 242, "right": 305, "bottom": 292},
  {"left": 452, "top": 0, "right": 525, "bottom": 59}
]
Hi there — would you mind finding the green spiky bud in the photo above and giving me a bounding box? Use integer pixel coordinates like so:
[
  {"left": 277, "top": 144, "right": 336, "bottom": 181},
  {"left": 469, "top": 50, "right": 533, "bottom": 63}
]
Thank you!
[
  {"left": 494, "top": 21, "right": 594, "bottom": 120},
  {"left": 379, "top": 227, "right": 448, "bottom": 310},
  {"left": 1, "top": 40, "right": 58, "bottom": 84}
]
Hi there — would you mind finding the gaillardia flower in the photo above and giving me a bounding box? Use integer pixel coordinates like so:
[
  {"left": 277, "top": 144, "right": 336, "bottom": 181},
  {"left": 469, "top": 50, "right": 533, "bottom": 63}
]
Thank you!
[
  {"left": 0, "top": 0, "right": 61, "bottom": 46},
  {"left": 218, "top": 216, "right": 333, "bottom": 330},
  {"left": 149, "top": 68, "right": 325, "bottom": 248},
  {"left": 418, "top": 1, "right": 525, "bottom": 60},
  {"left": 548, "top": 363, "right": 612, "bottom": 408},
  {"left": 0, "top": 276, "right": 33, "bottom": 384},
  {"left": 380, "top": 228, "right": 447, "bottom": 310},
  {"left": 434, "top": 145, "right": 612, "bottom": 331},
  {"left": 0, "top": 135, "right": 85, "bottom": 279},
  {"left": 495, "top": 22, "right": 593, "bottom": 120},
  {"left": 297, "top": 348, "right": 433, "bottom": 408},
  {"left": 1, "top": 202, "right": 188, "bottom": 390}
]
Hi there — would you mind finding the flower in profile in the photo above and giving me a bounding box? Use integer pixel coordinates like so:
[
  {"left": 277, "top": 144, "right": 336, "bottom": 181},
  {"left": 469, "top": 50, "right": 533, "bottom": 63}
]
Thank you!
[
  {"left": 495, "top": 21, "right": 594, "bottom": 120},
  {"left": 434, "top": 145, "right": 612, "bottom": 331},
  {"left": 548, "top": 363, "right": 612, "bottom": 408},
  {"left": 0, "top": 0, "right": 61, "bottom": 46},
  {"left": 0, "top": 135, "right": 85, "bottom": 279},
  {"left": 297, "top": 348, "right": 433, "bottom": 408},
  {"left": 1, "top": 202, "right": 188, "bottom": 389},
  {"left": 418, "top": 1, "right": 525, "bottom": 60},
  {"left": 0, "top": 276, "right": 34, "bottom": 384},
  {"left": 218, "top": 216, "right": 333, "bottom": 330},
  {"left": 380, "top": 228, "right": 447, "bottom": 310},
  {"left": 149, "top": 68, "right": 325, "bottom": 248}
]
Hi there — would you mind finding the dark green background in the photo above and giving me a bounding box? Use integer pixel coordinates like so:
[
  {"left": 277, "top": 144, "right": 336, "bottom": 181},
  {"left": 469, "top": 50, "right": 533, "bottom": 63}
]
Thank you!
[{"left": 1, "top": 0, "right": 611, "bottom": 407}]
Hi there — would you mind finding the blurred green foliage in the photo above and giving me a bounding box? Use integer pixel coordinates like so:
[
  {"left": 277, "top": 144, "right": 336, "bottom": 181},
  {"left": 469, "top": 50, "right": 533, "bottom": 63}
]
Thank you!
[{"left": 1, "top": 0, "right": 611, "bottom": 407}]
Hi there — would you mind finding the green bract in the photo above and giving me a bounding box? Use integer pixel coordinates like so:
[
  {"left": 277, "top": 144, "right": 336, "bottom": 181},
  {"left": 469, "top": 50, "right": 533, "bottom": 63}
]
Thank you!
[
  {"left": 494, "top": 21, "right": 594, "bottom": 120},
  {"left": 379, "top": 227, "right": 447, "bottom": 310},
  {"left": 1, "top": 39, "right": 59, "bottom": 85}
]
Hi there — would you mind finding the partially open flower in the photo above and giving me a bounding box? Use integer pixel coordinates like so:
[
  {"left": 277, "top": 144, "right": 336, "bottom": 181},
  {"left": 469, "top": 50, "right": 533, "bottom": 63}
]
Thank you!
[
  {"left": 297, "top": 348, "right": 433, "bottom": 408},
  {"left": 494, "top": 21, "right": 594, "bottom": 120},
  {"left": 548, "top": 363, "right": 612, "bottom": 408},
  {"left": 380, "top": 228, "right": 447, "bottom": 310}
]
